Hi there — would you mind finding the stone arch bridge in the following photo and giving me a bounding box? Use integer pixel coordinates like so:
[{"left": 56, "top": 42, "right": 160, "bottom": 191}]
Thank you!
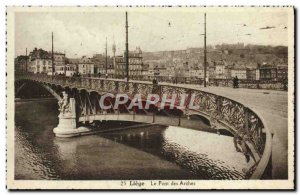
[{"left": 15, "top": 73, "right": 272, "bottom": 179}]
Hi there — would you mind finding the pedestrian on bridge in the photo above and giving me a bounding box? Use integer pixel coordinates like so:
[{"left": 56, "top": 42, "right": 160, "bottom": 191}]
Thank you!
[
  {"left": 152, "top": 77, "right": 158, "bottom": 85},
  {"left": 233, "top": 76, "right": 239, "bottom": 88},
  {"left": 152, "top": 77, "right": 159, "bottom": 94},
  {"left": 283, "top": 78, "right": 288, "bottom": 91}
]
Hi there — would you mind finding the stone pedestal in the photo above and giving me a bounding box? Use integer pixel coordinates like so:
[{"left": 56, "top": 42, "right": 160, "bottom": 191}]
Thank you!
[
  {"left": 53, "top": 115, "right": 90, "bottom": 137},
  {"left": 53, "top": 96, "right": 90, "bottom": 137}
]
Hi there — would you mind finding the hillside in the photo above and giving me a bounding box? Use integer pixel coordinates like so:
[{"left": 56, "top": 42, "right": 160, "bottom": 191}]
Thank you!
[{"left": 143, "top": 44, "right": 288, "bottom": 69}]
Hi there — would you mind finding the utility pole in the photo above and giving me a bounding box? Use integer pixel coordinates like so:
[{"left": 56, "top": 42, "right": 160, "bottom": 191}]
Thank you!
[
  {"left": 105, "top": 37, "right": 108, "bottom": 75},
  {"left": 64, "top": 50, "right": 66, "bottom": 75},
  {"left": 125, "top": 11, "right": 129, "bottom": 81},
  {"left": 204, "top": 13, "right": 207, "bottom": 87},
  {"left": 25, "top": 48, "right": 28, "bottom": 72},
  {"left": 52, "top": 32, "right": 54, "bottom": 77}
]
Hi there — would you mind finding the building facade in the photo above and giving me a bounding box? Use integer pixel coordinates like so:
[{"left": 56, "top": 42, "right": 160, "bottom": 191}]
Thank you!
[
  {"left": 15, "top": 55, "right": 29, "bottom": 72},
  {"left": 224, "top": 66, "right": 233, "bottom": 79},
  {"left": 208, "top": 66, "right": 216, "bottom": 79},
  {"left": 231, "top": 67, "right": 247, "bottom": 79},
  {"left": 27, "top": 48, "right": 52, "bottom": 74},
  {"left": 114, "top": 56, "right": 126, "bottom": 78},
  {"left": 92, "top": 54, "right": 114, "bottom": 77},
  {"left": 246, "top": 68, "right": 257, "bottom": 80},
  {"left": 215, "top": 65, "right": 226, "bottom": 79},
  {"left": 255, "top": 69, "right": 260, "bottom": 81},
  {"left": 27, "top": 48, "right": 67, "bottom": 75},
  {"left": 114, "top": 47, "right": 143, "bottom": 79},
  {"left": 53, "top": 53, "right": 66, "bottom": 67},
  {"left": 55, "top": 64, "right": 77, "bottom": 76},
  {"left": 28, "top": 57, "right": 52, "bottom": 74},
  {"left": 77, "top": 56, "right": 95, "bottom": 75},
  {"left": 259, "top": 64, "right": 278, "bottom": 81},
  {"left": 189, "top": 69, "right": 204, "bottom": 78},
  {"left": 276, "top": 65, "right": 288, "bottom": 81}
]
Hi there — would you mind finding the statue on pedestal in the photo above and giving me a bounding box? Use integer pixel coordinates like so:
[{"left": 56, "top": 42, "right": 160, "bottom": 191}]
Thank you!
[
  {"left": 54, "top": 91, "right": 90, "bottom": 137},
  {"left": 58, "top": 91, "right": 71, "bottom": 116}
]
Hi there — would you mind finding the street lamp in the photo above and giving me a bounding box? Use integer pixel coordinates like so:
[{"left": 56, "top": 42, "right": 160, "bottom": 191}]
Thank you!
[{"left": 199, "top": 13, "right": 207, "bottom": 87}]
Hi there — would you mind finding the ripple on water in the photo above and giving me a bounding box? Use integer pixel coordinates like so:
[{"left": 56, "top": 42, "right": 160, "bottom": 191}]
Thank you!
[
  {"left": 161, "top": 127, "right": 255, "bottom": 179},
  {"left": 15, "top": 126, "right": 60, "bottom": 180}
]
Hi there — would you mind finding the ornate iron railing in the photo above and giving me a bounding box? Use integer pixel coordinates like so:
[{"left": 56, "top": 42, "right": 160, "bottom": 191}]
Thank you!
[
  {"left": 15, "top": 73, "right": 272, "bottom": 179},
  {"left": 100, "top": 74, "right": 287, "bottom": 90}
]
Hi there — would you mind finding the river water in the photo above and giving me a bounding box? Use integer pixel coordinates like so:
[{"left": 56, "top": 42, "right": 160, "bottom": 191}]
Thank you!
[{"left": 15, "top": 100, "right": 253, "bottom": 180}]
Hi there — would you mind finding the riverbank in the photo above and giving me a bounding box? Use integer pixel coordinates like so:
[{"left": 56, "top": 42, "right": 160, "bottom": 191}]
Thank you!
[{"left": 15, "top": 97, "right": 57, "bottom": 102}]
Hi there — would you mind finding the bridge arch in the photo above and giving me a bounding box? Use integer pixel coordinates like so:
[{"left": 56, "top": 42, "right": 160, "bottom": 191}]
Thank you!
[
  {"left": 16, "top": 79, "right": 61, "bottom": 100},
  {"left": 188, "top": 113, "right": 211, "bottom": 126}
]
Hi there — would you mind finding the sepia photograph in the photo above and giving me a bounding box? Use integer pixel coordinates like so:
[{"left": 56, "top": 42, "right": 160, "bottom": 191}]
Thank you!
[{"left": 6, "top": 6, "right": 294, "bottom": 190}]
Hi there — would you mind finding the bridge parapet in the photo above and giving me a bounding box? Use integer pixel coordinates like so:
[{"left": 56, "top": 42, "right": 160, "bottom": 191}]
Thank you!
[{"left": 15, "top": 73, "right": 272, "bottom": 179}]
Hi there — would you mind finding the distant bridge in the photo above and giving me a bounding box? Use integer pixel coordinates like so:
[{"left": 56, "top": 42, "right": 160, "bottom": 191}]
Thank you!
[{"left": 15, "top": 73, "right": 272, "bottom": 179}]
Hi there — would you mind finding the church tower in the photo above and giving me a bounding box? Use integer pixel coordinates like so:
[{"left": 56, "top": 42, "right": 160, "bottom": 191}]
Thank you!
[
  {"left": 112, "top": 42, "right": 116, "bottom": 58},
  {"left": 112, "top": 42, "right": 116, "bottom": 72}
]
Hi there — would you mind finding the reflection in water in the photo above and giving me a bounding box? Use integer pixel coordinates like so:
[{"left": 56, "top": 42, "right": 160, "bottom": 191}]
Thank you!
[
  {"left": 52, "top": 135, "right": 197, "bottom": 180},
  {"left": 15, "top": 100, "right": 252, "bottom": 180},
  {"left": 161, "top": 127, "right": 255, "bottom": 179},
  {"left": 102, "top": 127, "right": 254, "bottom": 180}
]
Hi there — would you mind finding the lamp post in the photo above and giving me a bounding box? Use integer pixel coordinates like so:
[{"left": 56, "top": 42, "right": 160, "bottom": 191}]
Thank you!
[
  {"left": 125, "top": 12, "right": 129, "bottom": 82},
  {"left": 52, "top": 32, "right": 54, "bottom": 77},
  {"left": 203, "top": 13, "right": 207, "bottom": 87},
  {"left": 105, "top": 37, "right": 108, "bottom": 77}
]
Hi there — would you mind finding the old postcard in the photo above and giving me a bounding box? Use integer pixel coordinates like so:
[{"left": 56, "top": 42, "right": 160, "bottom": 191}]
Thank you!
[{"left": 6, "top": 6, "right": 294, "bottom": 190}]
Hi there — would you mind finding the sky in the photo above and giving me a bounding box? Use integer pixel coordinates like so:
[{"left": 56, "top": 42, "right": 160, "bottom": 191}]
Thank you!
[{"left": 14, "top": 7, "right": 290, "bottom": 58}]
